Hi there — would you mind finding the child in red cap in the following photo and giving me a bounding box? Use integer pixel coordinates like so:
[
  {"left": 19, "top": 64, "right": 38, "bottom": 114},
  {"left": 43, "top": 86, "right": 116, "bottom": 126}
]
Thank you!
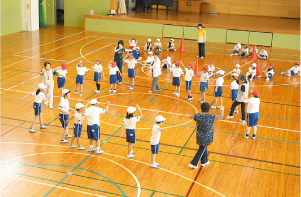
[
  {"left": 257, "top": 46, "right": 268, "bottom": 60},
  {"left": 92, "top": 58, "right": 106, "bottom": 94},
  {"left": 108, "top": 61, "right": 121, "bottom": 93},
  {"left": 171, "top": 61, "right": 184, "bottom": 96},
  {"left": 57, "top": 63, "right": 68, "bottom": 96},
  {"left": 198, "top": 66, "right": 209, "bottom": 103},
  {"left": 124, "top": 54, "right": 138, "bottom": 90},
  {"left": 75, "top": 60, "right": 89, "bottom": 97},
  {"left": 245, "top": 90, "right": 260, "bottom": 140},
  {"left": 182, "top": 63, "right": 198, "bottom": 101},
  {"left": 259, "top": 63, "right": 275, "bottom": 81},
  {"left": 280, "top": 62, "right": 301, "bottom": 76}
]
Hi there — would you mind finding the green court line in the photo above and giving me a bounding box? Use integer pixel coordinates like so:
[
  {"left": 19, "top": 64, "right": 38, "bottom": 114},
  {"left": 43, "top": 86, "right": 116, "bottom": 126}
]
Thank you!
[
  {"left": 150, "top": 191, "right": 156, "bottom": 197},
  {"left": 149, "top": 81, "right": 172, "bottom": 102},
  {"left": 178, "top": 128, "right": 196, "bottom": 154}
]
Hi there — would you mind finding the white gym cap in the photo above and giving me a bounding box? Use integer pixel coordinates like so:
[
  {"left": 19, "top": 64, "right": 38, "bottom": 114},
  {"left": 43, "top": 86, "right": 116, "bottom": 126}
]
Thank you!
[
  {"left": 90, "top": 99, "right": 99, "bottom": 105},
  {"left": 38, "top": 83, "right": 46, "bottom": 89},
  {"left": 217, "top": 70, "right": 225, "bottom": 75},
  {"left": 127, "top": 107, "right": 136, "bottom": 114},
  {"left": 75, "top": 103, "right": 85, "bottom": 109},
  {"left": 149, "top": 51, "right": 153, "bottom": 55},
  {"left": 136, "top": 47, "right": 140, "bottom": 50},
  {"left": 148, "top": 38, "right": 151, "bottom": 42},
  {"left": 167, "top": 57, "right": 171, "bottom": 61},
  {"left": 155, "top": 115, "right": 166, "bottom": 122},
  {"left": 252, "top": 63, "right": 257, "bottom": 67},
  {"left": 235, "top": 64, "right": 240, "bottom": 68},
  {"left": 62, "top": 89, "right": 70, "bottom": 95},
  {"left": 157, "top": 39, "right": 160, "bottom": 42},
  {"left": 171, "top": 39, "right": 174, "bottom": 41}
]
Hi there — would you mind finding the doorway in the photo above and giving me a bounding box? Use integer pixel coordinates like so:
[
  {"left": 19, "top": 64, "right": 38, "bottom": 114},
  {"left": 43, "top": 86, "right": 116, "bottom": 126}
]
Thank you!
[{"left": 56, "top": 0, "right": 64, "bottom": 25}]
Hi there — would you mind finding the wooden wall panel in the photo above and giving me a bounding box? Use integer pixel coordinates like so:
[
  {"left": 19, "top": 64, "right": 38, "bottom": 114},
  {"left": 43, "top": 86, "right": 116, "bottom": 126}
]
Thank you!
[
  {"left": 258, "top": 6, "right": 289, "bottom": 17},
  {"left": 231, "top": 0, "right": 260, "bottom": 6},
  {"left": 289, "top": 0, "right": 300, "bottom": 7},
  {"left": 230, "top": 5, "right": 259, "bottom": 16},
  {"left": 207, "top": 1, "right": 232, "bottom": 14},
  {"left": 288, "top": 7, "right": 300, "bottom": 18},
  {"left": 259, "top": 0, "right": 290, "bottom": 7}
]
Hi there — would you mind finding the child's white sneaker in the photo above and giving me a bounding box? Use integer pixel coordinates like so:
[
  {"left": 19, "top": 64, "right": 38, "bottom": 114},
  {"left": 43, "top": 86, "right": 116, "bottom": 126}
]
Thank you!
[
  {"left": 60, "top": 140, "right": 69, "bottom": 143},
  {"left": 65, "top": 135, "right": 73, "bottom": 138},
  {"left": 69, "top": 145, "right": 77, "bottom": 148},
  {"left": 239, "top": 119, "right": 246, "bottom": 124},
  {"left": 251, "top": 134, "right": 256, "bottom": 140},
  {"left": 29, "top": 128, "right": 36, "bottom": 133},
  {"left": 127, "top": 154, "right": 135, "bottom": 158},
  {"left": 113, "top": 90, "right": 116, "bottom": 93},
  {"left": 44, "top": 101, "right": 49, "bottom": 105},
  {"left": 148, "top": 90, "right": 153, "bottom": 93},
  {"left": 96, "top": 150, "right": 104, "bottom": 154},
  {"left": 150, "top": 163, "right": 159, "bottom": 168},
  {"left": 211, "top": 106, "right": 216, "bottom": 109},
  {"left": 188, "top": 163, "right": 198, "bottom": 169},
  {"left": 216, "top": 106, "right": 221, "bottom": 109},
  {"left": 265, "top": 78, "right": 269, "bottom": 81},
  {"left": 198, "top": 100, "right": 204, "bottom": 103},
  {"left": 78, "top": 147, "right": 86, "bottom": 150},
  {"left": 187, "top": 97, "right": 193, "bottom": 101},
  {"left": 88, "top": 148, "right": 96, "bottom": 152},
  {"left": 173, "top": 92, "right": 177, "bottom": 95},
  {"left": 201, "top": 161, "right": 210, "bottom": 167},
  {"left": 79, "top": 93, "right": 82, "bottom": 97},
  {"left": 176, "top": 93, "right": 180, "bottom": 96},
  {"left": 257, "top": 75, "right": 262, "bottom": 78},
  {"left": 40, "top": 125, "right": 47, "bottom": 129},
  {"left": 234, "top": 110, "right": 239, "bottom": 114},
  {"left": 226, "top": 115, "right": 234, "bottom": 119},
  {"left": 49, "top": 105, "right": 53, "bottom": 109},
  {"left": 75, "top": 91, "right": 78, "bottom": 95},
  {"left": 109, "top": 89, "right": 113, "bottom": 92}
]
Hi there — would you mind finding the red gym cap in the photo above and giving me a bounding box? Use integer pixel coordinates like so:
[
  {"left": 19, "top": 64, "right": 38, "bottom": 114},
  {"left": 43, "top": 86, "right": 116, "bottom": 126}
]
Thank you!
[
  {"left": 202, "top": 66, "right": 208, "bottom": 71},
  {"left": 295, "top": 62, "right": 300, "bottom": 65},
  {"left": 251, "top": 90, "right": 259, "bottom": 96},
  {"left": 175, "top": 61, "right": 180, "bottom": 66},
  {"left": 111, "top": 62, "right": 117, "bottom": 67},
  {"left": 269, "top": 63, "right": 274, "bottom": 67},
  {"left": 96, "top": 58, "right": 101, "bottom": 62},
  {"left": 61, "top": 63, "right": 67, "bottom": 70},
  {"left": 79, "top": 60, "right": 83, "bottom": 64},
  {"left": 188, "top": 63, "right": 194, "bottom": 68},
  {"left": 129, "top": 54, "right": 134, "bottom": 58},
  {"left": 244, "top": 44, "right": 248, "bottom": 46},
  {"left": 174, "top": 59, "right": 178, "bottom": 62},
  {"left": 210, "top": 61, "right": 214, "bottom": 64},
  {"left": 261, "top": 46, "right": 265, "bottom": 49}
]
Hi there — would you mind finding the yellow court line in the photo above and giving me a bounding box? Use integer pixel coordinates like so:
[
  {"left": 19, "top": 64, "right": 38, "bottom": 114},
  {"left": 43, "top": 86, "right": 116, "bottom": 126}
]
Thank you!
[{"left": 278, "top": 85, "right": 294, "bottom": 197}]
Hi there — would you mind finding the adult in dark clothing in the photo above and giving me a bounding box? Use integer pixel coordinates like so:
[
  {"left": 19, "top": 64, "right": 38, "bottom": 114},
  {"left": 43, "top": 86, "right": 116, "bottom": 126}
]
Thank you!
[
  {"left": 226, "top": 74, "right": 249, "bottom": 124},
  {"left": 187, "top": 102, "right": 224, "bottom": 169},
  {"left": 114, "top": 40, "right": 125, "bottom": 84}
]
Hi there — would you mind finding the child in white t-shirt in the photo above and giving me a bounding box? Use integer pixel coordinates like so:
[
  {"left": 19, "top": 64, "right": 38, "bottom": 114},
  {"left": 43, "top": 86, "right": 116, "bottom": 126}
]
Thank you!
[
  {"left": 155, "top": 39, "right": 162, "bottom": 52},
  {"left": 167, "top": 39, "right": 176, "bottom": 51},
  {"left": 182, "top": 63, "right": 198, "bottom": 101},
  {"left": 124, "top": 54, "right": 138, "bottom": 90},
  {"left": 248, "top": 45, "right": 258, "bottom": 57},
  {"left": 129, "top": 38, "right": 137, "bottom": 51},
  {"left": 245, "top": 90, "right": 260, "bottom": 140},
  {"left": 120, "top": 104, "right": 143, "bottom": 158},
  {"left": 149, "top": 115, "right": 167, "bottom": 168},
  {"left": 246, "top": 63, "right": 257, "bottom": 81},
  {"left": 232, "top": 64, "right": 241, "bottom": 76},
  {"left": 171, "top": 61, "right": 184, "bottom": 96},
  {"left": 144, "top": 38, "right": 152, "bottom": 52},
  {"left": 230, "top": 43, "right": 241, "bottom": 56},
  {"left": 260, "top": 63, "right": 275, "bottom": 81},
  {"left": 57, "top": 63, "right": 68, "bottom": 96},
  {"left": 208, "top": 62, "right": 215, "bottom": 77},
  {"left": 257, "top": 46, "right": 268, "bottom": 60},
  {"left": 212, "top": 70, "right": 225, "bottom": 109},
  {"left": 161, "top": 56, "right": 172, "bottom": 71},
  {"left": 92, "top": 58, "right": 106, "bottom": 94},
  {"left": 240, "top": 44, "right": 248, "bottom": 57},
  {"left": 108, "top": 61, "right": 121, "bottom": 93},
  {"left": 75, "top": 60, "right": 89, "bottom": 97},
  {"left": 67, "top": 103, "right": 86, "bottom": 150},
  {"left": 143, "top": 51, "right": 154, "bottom": 65},
  {"left": 198, "top": 66, "right": 209, "bottom": 103},
  {"left": 281, "top": 62, "right": 301, "bottom": 76},
  {"left": 19, "top": 84, "right": 48, "bottom": 133},
  {"left": 230, "top": 74, "right": 239, "bottom": 113}
]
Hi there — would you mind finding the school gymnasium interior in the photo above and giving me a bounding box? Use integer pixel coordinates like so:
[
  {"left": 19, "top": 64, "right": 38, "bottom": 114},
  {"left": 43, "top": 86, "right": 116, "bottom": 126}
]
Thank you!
[{"left": 0, "top": 0, "right": 300, "bottom": 196}]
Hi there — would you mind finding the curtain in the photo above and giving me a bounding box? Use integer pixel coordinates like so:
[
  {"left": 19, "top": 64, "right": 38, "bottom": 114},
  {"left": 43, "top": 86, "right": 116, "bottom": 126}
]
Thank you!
[{"left": 39, "top": 0, "right": 49, "bottom": 28}]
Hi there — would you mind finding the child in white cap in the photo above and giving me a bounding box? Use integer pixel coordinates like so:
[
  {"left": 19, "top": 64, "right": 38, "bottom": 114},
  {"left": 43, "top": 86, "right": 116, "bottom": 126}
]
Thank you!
[
  {"left": 120, "top": 104, "right": 143, "bottom": 158},
  {"left": 66, "top": 103, "right": 86, "bottom": 150},
  {"left": 20, "top": 83, "right": 48, "bottom": 133},
  {"left": 92, "top": 58, "right": 106, "bottom": 94},
  {"left": 79, "top": 99, "right": 110, "bottom": 154},
  {"left": 75, "top": 60, "right": 89, "bottom": 97},
  {"left": 280, "top": 62, "right": 301, "bottom": 77},
  {"left": 155, "top": 38, "right": 162, "bottom": 52},
  {"left": 167, "top": 39, "right": 176, "bottom": 51},
  {"left": 124, "top": 54, "right": 138, "bottom": 90},
  {"left": 133, "top": 47, "right": 142, "bottom": 60},
  {"left": 108, "top": 61, "right": 121, "bottom": 93},
  {"left": 161, "top": 56, "right": 172, "bottom": 71},
  {"left": 58, "top": 89, "right": 76, "bottom": 143},
  {"left": 208, "top": 62, "right": 215, "bottom": 77},
  {"left": 230, "top": 74, "right": 239, "bottom": 113},
  {"left": 212, "top": 70, "right": 225, "bottom": 109},
  {"left": 245, "top": 90, "right": 260, "bottom": 140},
  {"left": 171, "top": 61, "right": 184, "bottom": 96},
  {"left": 230, "top": 43, "right": 241, "bottom": 56},
  {"left": 144, "top": 38, "right": 152, "bottom": 52},
  {"left": 232, "top": 64, "right": 241, "bottom": 76},
  {"left": 246, "top": 63, "right": 257, "bottom": 81},
  {"left": 149, "top": 115, "right": 167, "bottom": 168},
  {"left": 143, "top": 51, "right": 154, "bottom": 66},
  {"left": 183, "top": 63, "right": 198, "bottom": 101}
]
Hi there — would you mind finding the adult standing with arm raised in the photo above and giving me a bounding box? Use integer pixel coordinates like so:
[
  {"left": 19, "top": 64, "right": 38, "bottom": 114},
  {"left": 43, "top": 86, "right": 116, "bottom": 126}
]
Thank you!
[
  {"left": 187, "top": 102, "right": 224, "bottom": 169},
  {"left": 197, "top": 24, "right": 206, "bottom": 59},
  {"left": 226, "top": 74, "right": 249, "bottom": 124},
  {"left": 147, "top": 51, "right": 161, "bottom": 93},
  {"left": 40, "top": 61, "right": 57, "bottom": 109},
  {"left": 114, "top": 40, "right": 125, "bottom": 84}
]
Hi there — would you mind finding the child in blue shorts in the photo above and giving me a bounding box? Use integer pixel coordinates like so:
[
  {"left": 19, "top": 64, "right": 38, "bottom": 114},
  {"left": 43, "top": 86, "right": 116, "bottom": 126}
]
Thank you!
[
  {"left": 120, "top": 104, "right": 143, "bottom": 158},
  {"left": 92, "top": 58, "right": 106, "bottom": 94},
  {"left": 108, "top": 61, "right": 121, "bottom": 93},
  {"left": 280, "top": 62, "right": 300, "bottom": 77},
  {"left": 230, "top": 74, "right": 239, "bottom": 113},
  {"left": 171, "top": 61, "right": 184, "bottom": 96},
  {"left": 124, "top": 54, "right": 138, "bottom": 90},
  {"left": 57, "top": 63, "right": 68, "bottom": 96},
  {"left": 20, "top": 84, "right": 48, "bottom": 133},
  {"left": 245, "top": 91, "right": 260, "bottom": 140},
  {"left": 246, "top": 63, "right": 257, "bottom": 82},
  {"left": 260, "top": 63, "right": 275, "bottom": 81},
  {"left": 230, "top": 43, "right": 241, "bottom": 56},
  {"left": 183, "top": 63, "right": 198, "bottom": 101},
  {"left": 212, "top": 70, "right": 225, "bottom": 109},
  {"left": 75, "top": 60, "right": 89, "bottom": 97},
  {"left": 67, "top": 103, "right": 86, "bottom": 150},
  {"left": 198, "top": 66, "right": 209, "bottom": 103},
  {"left": 58, "top": 89, "right": 76, "bottom": 143},
  {"left": 150, "top": 115, "right": 167, "bottom": 168}
]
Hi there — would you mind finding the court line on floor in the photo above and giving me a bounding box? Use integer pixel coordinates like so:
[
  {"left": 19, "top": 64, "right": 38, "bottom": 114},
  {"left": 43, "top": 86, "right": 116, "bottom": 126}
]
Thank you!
[{"left": 0, "top": 122, "right": 26, "bottom": 137}]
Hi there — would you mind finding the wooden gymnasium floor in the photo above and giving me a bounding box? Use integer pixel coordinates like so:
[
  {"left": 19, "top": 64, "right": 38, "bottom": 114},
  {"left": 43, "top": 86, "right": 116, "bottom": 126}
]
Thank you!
[{"left": 0, "top": 25, "right": 300, "bottom": 197}]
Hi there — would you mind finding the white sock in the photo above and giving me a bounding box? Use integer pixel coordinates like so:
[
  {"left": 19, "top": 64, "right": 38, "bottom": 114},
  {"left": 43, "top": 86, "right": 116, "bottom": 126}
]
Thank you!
[
  {"left": 97, "top": 147, "right": 100, "bottom": 151},
  {"left": 90, "top": 145, "right": 93, "bottom": 149}
]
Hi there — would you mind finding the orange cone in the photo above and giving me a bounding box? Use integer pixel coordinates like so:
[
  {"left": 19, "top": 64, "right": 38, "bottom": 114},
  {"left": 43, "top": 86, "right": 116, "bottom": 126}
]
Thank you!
[
  {"left": 179, "top": 37, "right": 185, "bottom": 52},
  {"left": 250, "top": 45, "right": 257, "bottom": 60},
  {"left": 194, "top": 59, "right": 200, "bottom": 77},
  {"left": 256, "top": 59, "right": 260, "bottom": 77}
]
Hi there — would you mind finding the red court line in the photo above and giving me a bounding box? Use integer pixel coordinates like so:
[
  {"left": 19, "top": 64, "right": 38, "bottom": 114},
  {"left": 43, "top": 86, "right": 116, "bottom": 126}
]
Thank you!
[{"left": 0, "top": 122, "right": 26, "bottom": 137}]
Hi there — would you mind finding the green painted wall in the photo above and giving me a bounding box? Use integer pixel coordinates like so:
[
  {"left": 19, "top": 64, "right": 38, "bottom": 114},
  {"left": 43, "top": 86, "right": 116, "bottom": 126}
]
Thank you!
[
  {"left": 65, "top": 0, "right": 110, "bottom": 28},
  {"left": 183, "top": 26, "right": 197, "bottom": 40},
  {"left": 163, "top": 25, "right": 183, "bottom": 38},
  {"left": 249, "top": 32, "right": 272, "bottom": 46},
  {"left": 1, "top": 0, "right": 23, "bottom": 36},
  {"left": 206, "top": 28, "right": 227, "bottom": 43},
  {"left": 272, "top": 33, "right": 300, "bottom": 50},
  {"left": 226, "top": 30, "right": 249, "bottom": 44},
  {"left": 46, "top": 0, "right": 56, "bottom": 25}
]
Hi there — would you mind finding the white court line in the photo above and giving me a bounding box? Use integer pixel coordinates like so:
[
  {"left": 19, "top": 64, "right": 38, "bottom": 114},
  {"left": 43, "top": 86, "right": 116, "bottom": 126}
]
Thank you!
[
  {"left": 0, "top": 174, "right": 105, "bottom": 197},
  {"left": 13, "top": 31, "right": 84, "bottom": 56},
  {"left": 13, "top": 54, "right": 68, "bottom": 63}
]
